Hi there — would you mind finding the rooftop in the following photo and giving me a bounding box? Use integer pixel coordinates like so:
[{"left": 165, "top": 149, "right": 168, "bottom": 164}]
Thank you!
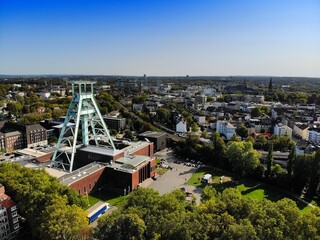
[
  {"left": 138, "top": 131, "right": 167, "bottom": 138},
  {"left": 17, "top": 148, "right": 52, "bottom": 158},
  {"left": 122, "top": 141, "right": 151, "bottom": 155},
  {"left": 80, "top": 145, "right": 123, "bottom": 157},
  {"left": 115, "top": 155, "right": 150, "bottom": 168},
  {"left": 59, "top": 162, "right": 107, "bottom": 186}
]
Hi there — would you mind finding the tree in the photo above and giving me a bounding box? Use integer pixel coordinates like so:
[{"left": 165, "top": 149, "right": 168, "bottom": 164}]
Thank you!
[
  {"left": 191, "top": 122, "right": 199, "bottom": 132},
  {"left": 52, "top": 108, "right": 64, "bottom": 120},
  {"left": 7, "top": 101, "right": 23, "bottom": 116},
  {"left": 230, "top": 135, "right": 241, "bottom": 142},
  {"left": 253, "top": 135, "right": 267, "bottom": 150},
  {"left": 236, "top": 125, "right": 248, "bottom": 139},
  {"left": 201, "top": 185, "right": 217, "bottom": 202},
  {"left": 211, "top": 132, "right": 226, "bottom": 166},
  {"left": 307, "top": 149, "right": 320, "bottom": 197},
  {"left": 156, "top": 108, "right": 171, "bottom": 125},
  {"left": 271, "top": 164, "right": 285, "bottom": 176},
  {"left": 0, "top": 163, "right": 87, "bottom": 239},
  {"left": 292, "top": 154, "right": 313, "bottom": 194},
  {"left": 40, "top": 195, "right": 91, "bottom": 240},
  {"left": 226, "top": 142, "right": 261, "bottom": 177},
  {"left": 251, "top": 107, "right": 261, "bottom": 118},
  {"left": 287, "top": 143, "right": 296, "bottom": 178},
  {"left": 266, "top": 143, "right": 274, "bottom": 178},
  {"left": 245, "top": 136, "right": 255, "bottom": 144},
  {"left": 95, "top": 213, "right": 146, "bottom": 240},
  {"left": 201, "top": 131, "right": 209, "bottom": 139}
]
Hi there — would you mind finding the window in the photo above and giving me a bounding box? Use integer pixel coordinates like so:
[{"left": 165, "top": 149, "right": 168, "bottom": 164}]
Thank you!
[
  {"left": 11, "top": 211, "right": 17, "bottom": 218},
  {"left": 89, "top": 184, "right": 92, "bottom": 190},
  {"left": 12, "top": 217, "right": 18, "bottom": 224},
  {"left": 11, "top": 206, "right": 16, "bottom": 211},
  {"left": 13, "top": 223, "right": 19, "bottom": 230},
  {"left": 84, "top": 186, "right": 86, "bottom": 193}
]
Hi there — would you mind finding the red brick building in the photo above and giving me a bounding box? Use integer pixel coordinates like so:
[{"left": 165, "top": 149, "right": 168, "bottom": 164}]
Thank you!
[{"left": 58, "top": 141, "right": 156, "bottom": 195}]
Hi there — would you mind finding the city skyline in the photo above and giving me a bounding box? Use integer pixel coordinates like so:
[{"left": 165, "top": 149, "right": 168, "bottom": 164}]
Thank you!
[{"left": 0, "top": 0, "right": 319, "bottom": 77}]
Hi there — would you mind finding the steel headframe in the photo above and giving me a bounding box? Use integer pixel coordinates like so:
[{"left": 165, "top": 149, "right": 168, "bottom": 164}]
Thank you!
[{"left": 51, "top": 80, "right": 115, "bottom": 172}]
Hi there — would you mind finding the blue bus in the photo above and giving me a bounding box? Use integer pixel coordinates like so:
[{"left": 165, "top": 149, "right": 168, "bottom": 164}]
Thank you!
[{"left": 86, "top": 201, "right": 110, "bottom": 223}]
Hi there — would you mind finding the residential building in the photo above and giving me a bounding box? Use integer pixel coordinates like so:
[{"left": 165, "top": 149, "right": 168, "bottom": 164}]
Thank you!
[
  {"left": 132, "top": 104, "right": 143, "bottom": 111},
  {"left": 36, "top": 91, "right": 51, "bottom": 99},
  {"left": 1, "top": 123, "right": 48, "bottom": 149},
  {"left": 195, "top": 116, "right": 206, "bottom": 126},
  {"left": 216, "top": 120, "right": 236, "bottom": 140},
  {"left": 0, "top": 185, "right": 19, "bottom": 240},
  {"left": 307, "top": 128, "right": 320, "bottom": 145},
  {"left": 0, "top": 131, "right": 24, "bottom": 152},
  {"left": 176, "top": 121, "right": 187, "bottom": 133},
  {"left": 274, "top": 123, "right": 292, "bottom": 139},
  {"left": 195, "top": 94, "right": 207, "bottom": 104},
  {"left": 293, "top": 122, "right": 309, "bottom": 140}
]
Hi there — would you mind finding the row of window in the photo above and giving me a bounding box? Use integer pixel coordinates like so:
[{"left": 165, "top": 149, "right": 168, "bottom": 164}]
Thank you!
[{"left": 78, "top": 181, "right": 97, "bottom": 195}]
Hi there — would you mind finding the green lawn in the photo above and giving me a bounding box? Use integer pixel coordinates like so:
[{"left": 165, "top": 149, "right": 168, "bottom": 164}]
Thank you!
[
  {"left": 187, "top": 167, "right": 315, "bottom": 212},
  {"left": 156, "top": 167, "right": 168, "bottom": 176},
  {"left": 86, "top": 190, "right": 127, "bottom": 209},
  {"left": 186, "top": 167, "right": 227, "bottom": 187}
]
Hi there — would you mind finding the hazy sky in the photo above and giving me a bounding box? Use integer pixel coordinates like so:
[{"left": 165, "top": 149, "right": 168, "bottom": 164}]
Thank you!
[{"left": 0, "top": 0, "right": 319, "bottom": 77}]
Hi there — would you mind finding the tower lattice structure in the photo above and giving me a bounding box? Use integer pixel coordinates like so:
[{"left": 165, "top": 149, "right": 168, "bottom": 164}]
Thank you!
[{"left": 51, "top": 80, "right": 115, "bottom": 172}]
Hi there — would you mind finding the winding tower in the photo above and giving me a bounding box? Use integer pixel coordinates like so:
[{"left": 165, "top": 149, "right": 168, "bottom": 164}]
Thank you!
[{"left": 51, "top": 80, "right": 115, "bottom": 172}]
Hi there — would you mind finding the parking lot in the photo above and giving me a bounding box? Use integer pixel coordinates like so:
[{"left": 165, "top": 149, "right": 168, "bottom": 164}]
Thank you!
[{"left": 147, "top": 149, "right": 203, "bottom": 204}]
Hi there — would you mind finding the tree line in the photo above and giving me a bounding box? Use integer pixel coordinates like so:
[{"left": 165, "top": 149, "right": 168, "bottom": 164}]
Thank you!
[
  {"left": 0, "top": 163, "right": 91, "bottom": 240},
  {"left": 95, "top": 187, "right": 320, "bottom": 240}
]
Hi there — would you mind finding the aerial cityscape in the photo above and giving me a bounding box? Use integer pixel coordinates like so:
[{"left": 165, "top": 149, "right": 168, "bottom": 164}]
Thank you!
[{"left": 0, "top": 0, "right": 320, "bottom": 240}]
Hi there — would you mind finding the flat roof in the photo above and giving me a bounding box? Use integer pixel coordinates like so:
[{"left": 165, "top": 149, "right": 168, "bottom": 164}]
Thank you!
[
  {"left": 59, "top": 162, "right": 107, "bottom": 186},
  {"left": 44, "top": 167, "right": 68, "bottom": 178},
  {"left": 138, "top": 131, "right": 166, "bottom": 138},
  {"left": 115, "top": 155, "right": 149, "bottom": 168},
  {"left": 122, "top": 141, "right": 151, "bottom": 155},
  {"left": 17, "top": 148, "right": 50, "bottom": 158},
  {"left": 80, "top": 145, "right": 123, "bottom": 157}
]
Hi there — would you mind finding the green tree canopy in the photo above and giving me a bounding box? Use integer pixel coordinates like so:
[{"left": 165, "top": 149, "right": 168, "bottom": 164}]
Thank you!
[{"left": 226, "top": 141, "right": 261, "bottom": 177}]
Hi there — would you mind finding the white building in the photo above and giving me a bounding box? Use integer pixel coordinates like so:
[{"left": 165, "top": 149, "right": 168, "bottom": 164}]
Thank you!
[
  {"left": 216, "top": 120, "right": 236, "bottom": 140},
  {"left": 274, "top": 123, "right": 292, "bottom": 139},
  {"left": 195, "top": 116, "right": 206, "bottom": 126},
  {"left": 176, "top": 121, "right": 187, "bottom": 133},
  {"left": 307, "top": 128, "right": 320, "bottom": 144}
]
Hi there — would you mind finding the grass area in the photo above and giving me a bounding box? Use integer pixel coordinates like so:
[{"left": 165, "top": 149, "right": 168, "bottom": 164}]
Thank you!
[
  {"left": 86, "top": 190, "right": 127, "bottom": 209},
  {"left": 187, "top": 167, "right": 315, "bottom": 212},
  {"left": 156, "top": 167, "right": 168, "bottom": 176},
  {"left": 186, "top": 167, "right": 228, "bottom": 187}
]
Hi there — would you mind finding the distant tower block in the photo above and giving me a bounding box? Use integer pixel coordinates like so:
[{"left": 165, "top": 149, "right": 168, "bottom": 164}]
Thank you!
[
  {"left": 268, "top": 78, "right": 273, "bottom": 92},
  {"left": 51, "top": 80, "right": 115, "bottom": 172}
]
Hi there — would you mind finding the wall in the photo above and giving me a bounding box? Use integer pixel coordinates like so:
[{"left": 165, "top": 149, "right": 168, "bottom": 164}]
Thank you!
[{"left": 69, "top": 167, "right": 106, "bottom": 195}]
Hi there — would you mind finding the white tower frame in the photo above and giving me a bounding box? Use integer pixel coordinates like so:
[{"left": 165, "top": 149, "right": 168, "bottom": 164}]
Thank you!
[{"left": 51, "top": 80, "right": 115, "bottom": 172}]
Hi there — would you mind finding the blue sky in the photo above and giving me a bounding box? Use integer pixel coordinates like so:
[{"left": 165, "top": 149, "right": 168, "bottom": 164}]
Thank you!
[{"left": 0, "top": 0, "right": 319, "bottom": 77}]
